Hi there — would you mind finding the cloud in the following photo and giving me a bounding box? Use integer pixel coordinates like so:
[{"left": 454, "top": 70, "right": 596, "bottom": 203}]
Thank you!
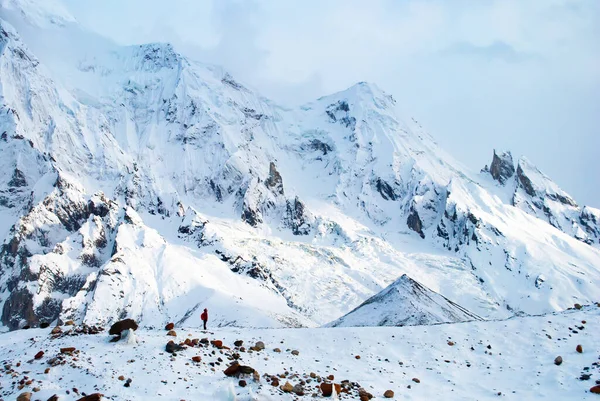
[{"left": 444, "top": 41, "right": 541, "bottom": 63}]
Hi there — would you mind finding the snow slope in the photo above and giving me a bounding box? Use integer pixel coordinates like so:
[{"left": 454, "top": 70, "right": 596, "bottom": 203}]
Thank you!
[
  {"left": 0, "top": 0, "right": 599, "bottom": 332},
  {"left": 0, "top": 305, "right": 599, "bottom": 400},
  {"left": 328, "top": 274, "right": 482, "bottom": 327}
]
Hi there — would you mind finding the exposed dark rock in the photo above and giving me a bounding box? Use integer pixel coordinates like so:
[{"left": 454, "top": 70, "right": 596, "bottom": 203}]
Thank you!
[
  {"left": 285, "top": 197, "right": 310, "bottom": 235},
  {"left": 264, "top": 162, "right": 284, "bottom": 195},
  {"left": 407, "top": 209, "right": 425, "bottom": 238},
  {"left": 241, "top": 204, "right": 261, "bottom": 227},
  {"left": 1, "top": 287, "right": 37, "bottom": 330},
  {"left": 516, "top": 164, "right": 536, "bottom": 197},
  {"left": 489, "top": 150, "right": 515, "bottom": 185},
  {"left": 375, "top": 178, "right": 397, "bottom": 201},
  {"left": 309, "top": 139, "right": 333, "bottom": 155},
  {"left": 8, "top": 168, "right": 28, "bottom": 187}
]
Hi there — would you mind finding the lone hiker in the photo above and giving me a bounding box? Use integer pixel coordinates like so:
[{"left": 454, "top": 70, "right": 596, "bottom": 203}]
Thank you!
[{"left": 201, "top": 308, "right": 208, "bottom": 330}]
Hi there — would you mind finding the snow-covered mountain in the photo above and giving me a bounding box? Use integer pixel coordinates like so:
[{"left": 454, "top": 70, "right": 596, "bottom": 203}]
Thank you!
[
  {"left": 328, "top": 274, "right": 482, "bottom": 327},
  {"left": 0, "top": 0, "right": 599, "bottom": 332}
]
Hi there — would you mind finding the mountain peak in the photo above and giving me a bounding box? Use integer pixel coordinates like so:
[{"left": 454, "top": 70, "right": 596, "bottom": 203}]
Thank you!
[{"left": 328, "top": 274, "right": 483, "bottom": 327}]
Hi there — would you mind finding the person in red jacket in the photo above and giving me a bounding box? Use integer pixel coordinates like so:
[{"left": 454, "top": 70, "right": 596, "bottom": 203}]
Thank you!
[{"left": 201, "top": 308, "right": 208, "bottom": 330}]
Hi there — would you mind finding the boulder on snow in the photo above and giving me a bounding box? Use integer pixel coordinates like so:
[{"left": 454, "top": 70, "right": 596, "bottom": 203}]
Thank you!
[
  {"left": 554, "top": 356, "right": 563, "bottom": 365},
  {"left": 165, "top": 340, "right": 185, "bottom": 354},
  {"left": 34, "top": 351, "right": 44, "bottom": 360},
  {"left": 281, "top": 381, "right": 294, "bottom": 393},
  {"left": 109, "top": 319, "right": 138, "bottom": 336},
  {"left": 167, "top": 330, "right": 177, "bottom": 337},
  {"left": 211, "top": 340, "right": 223, "bottom": 348},
  {"left": 590, "top": 385, "right": 600, "bottom": 394},
  {"left": 17, "top": 392, "right": 32, "bottom": 401},
  {"left": 224, "top": 362, "right": 240, "bottom": 377},
  {"left": 165, "top": 322, "right": 174, "bottom": 330},
  {"left": 384, "top": 389, "right": 395, "bottom": 398},
  {"left": 576, "top": 345, "right": 583, "bottom": 353},
  {"left": 234, "top": 340, "right": 243, "bottom": 347}
]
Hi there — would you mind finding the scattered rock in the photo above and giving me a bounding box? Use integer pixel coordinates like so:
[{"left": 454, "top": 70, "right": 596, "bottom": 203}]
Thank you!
[
  {"left": 271, "top": 379, "right": 279, "bottom": 387},
  {"left": 291, "top": 350, "right": 299, "bottom": 356},
  {"left": 581, "top": 374, "right": 592, "bottom": 381},
  {"left": 590, "top": 385, "right": 600, "bottom": 394},
  {"left": 118, "top": 376, "right": 125, "bottom": 381},
  {"left": 51, "top": 326, "right": 62, "bottom": 335},
  {"left": 47, "top": 395, "right": 59, "bottom": 401},
  {"left": 554, "top": 356, "right": 563, "bottom": 365},
  {"left": 224, "top": 362, "right": 240, "bottom": 377},
  {"left": 124, "top": 378, "right": 132, "bottom": 387},
  {"left": 167, "top": 330, "right": 177, "bottom": 337},
  {"left": 165, "top": 340, "right": 185, "bottom": 354},
  {"left": 582, "top": 320, "right": 587, "bottom": 324},
  {"left": 293, "top": 383, "right": 305, "bottom": 396},
  {"left": 384, "top": 389, "right": 395, "bottom": 398},
  {"left": 61, "top": 347, "right": 76, "bottom": 354},
  {"left": 17, "top": 392, "right": 32, "bottom": 401},
  {"left": 328, "top": 375, "right": 335, "bottom": 381},
  {"left": 273, "top": 348, "right": 281, "bottom": 353},
  {"left": 412, "top": 378, "right": 421, "bottom": 383},
  {"left": 40, "top": 322, "right": 50, "bottom": 329},
  {"left": 65, "top": 320, "right": 75, "bottom": 326},
  {"left": 192, "top": 356, "right": 201, "bottom": 363},
  {"left": 355, "top": 355, "right": 361, "bottom": 359},
  {"left": 448, "top": 341, "right": 455, "bottom": 346},
  {"left": 320, "top": 383, "right": 333, "bottom": 397},
  {"left": 577, "top": 345, "right": 583, "bottom": 353},
  {"left": 165, "top": 323, "right": 174, "bottom": 330},
  {"left": 254, "top": 341, "right": 265, "bottom": 351},
  {"left": 234, "top": 340, "right": 243, "bottom": 347},
  {"left": 34, "top": 351, "right": 45, "bottom": 360},
  {"left": 281, "top": 381, "right": 294, "bottom": 392},
  {"left": 76, "top": 394, "right": 103, "bottom": 401},
  {"left": 574, "top": 303, "right": 582, "bottom": 310},
  {"left": 239, "top": 380, "right": 247, "bottom": 387}
]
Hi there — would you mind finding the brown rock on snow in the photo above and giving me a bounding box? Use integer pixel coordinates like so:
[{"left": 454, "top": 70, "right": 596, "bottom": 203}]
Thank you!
[
  {"left": 574, "top": 303, "right": 582, "bottom": 310},
  {"left": 118, "top": 375, "right": 125, "bottom": 381},
  {"left": 355, "top": 355, "right": 361, "bottom": 359},
  {"left": 412, "top": 378, "right": 421, "bottom": 383},
  {"left": 165, "top": 323, "right": 174, "bottom": 330},
  {"left": 167, "top": 330, "right": 177, "bottom": 337},
  {"left": 590, "top": 385, "right": 600, "bottom": 394},
  {"left": 211, "top": 340, "right": 223, "bottom": 348},
  {"left": 51, "top": 326, "right": 62, "bottom": 335},
  {"left": 576, "top": 345, "right": 583, "bottom": 353},
  {"left": 234, "top": 340, "right": 243, "bottom": 347},
  {"left": 34, "top": 350, "right": 45, "bottom": 359},
  {"left": 281, "top": 381, "right": 294, "bottom": 392},
  {"left": 47, "top": 395, "right": 59, "bottom": 401},
  {"left": 109, "top": 319, "right": 138, "bottom": 336},
  {"left": 224, "top": 362, "right": 240, "bottom": 377},
  {"left": 76, "top": 394, "right": 103, "bottom": 401},
  {"left": 65, "top": 320, "right": 75, "bottom": 326},
  {"left": 554, "top": 356, "right": 563, "bottom": 365},
  {"left": 17, "top": 392, "right": 32, "bottom": 401},
  {"left": 61, "top": 347, "right": 76, "bottom": 354},
  {"left": 192, "top": 356, "right": 202, "bottom": 363},
  {"left": 239, "top": 380, "right": 247, "bottom": 387},
  {"left": 384, "top": 389, "right": 395, "bottom": 398},
  {"left": 447, "top": 341, "right": 455, "bottom": 346},
  {"left": 320, "top": 383, "right": 334, "bottom": 397},
  {"left": 291, "top": 350, "right": 299, "bottom": 356}
]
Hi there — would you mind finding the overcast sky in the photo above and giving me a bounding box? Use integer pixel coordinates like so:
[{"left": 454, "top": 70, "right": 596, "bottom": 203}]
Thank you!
[{"left": 64, "top": 0, "right": 599, "bottom": 206}]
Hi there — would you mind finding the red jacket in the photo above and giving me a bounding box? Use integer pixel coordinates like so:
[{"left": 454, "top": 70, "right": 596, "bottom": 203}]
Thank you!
[{"left": 201, "top": 311, "right": 208, "bottom": 321}]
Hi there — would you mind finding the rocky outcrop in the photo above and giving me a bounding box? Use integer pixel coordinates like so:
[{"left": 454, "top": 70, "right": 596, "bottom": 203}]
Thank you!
[
  {"left": 264, "top": 162, "right": 284, "bottom": 196},
  {"left": 489, "top": 150, "right": 515, "bottom": 185},
  {"left": 407, "top": 209, "right": 424, "bottom": 238}
]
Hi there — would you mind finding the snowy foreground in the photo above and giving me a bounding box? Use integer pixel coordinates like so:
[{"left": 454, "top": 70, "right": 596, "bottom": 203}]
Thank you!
[{"left": 1, "top": 306, "right": 599, "bottom": 400}]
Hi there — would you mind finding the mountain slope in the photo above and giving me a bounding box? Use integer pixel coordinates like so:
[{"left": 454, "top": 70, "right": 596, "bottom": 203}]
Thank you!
[{"left": 0, "top": 0, "right": 599, "bottom": 332}]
